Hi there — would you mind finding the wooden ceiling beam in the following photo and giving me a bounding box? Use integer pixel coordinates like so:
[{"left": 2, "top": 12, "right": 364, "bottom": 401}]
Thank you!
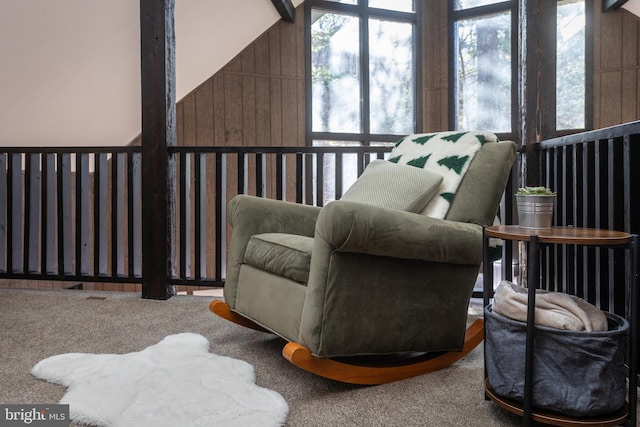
[
  {"left": 602, "top": 0, "right": 628, "bottom": 11},
  {"left": 271, "top": 0, "right": 295, "bottom": 22}
]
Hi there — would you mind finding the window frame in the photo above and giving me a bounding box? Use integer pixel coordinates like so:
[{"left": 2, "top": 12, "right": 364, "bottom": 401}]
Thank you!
[
  {"left": 447, "top": 0, "right": 592, "bottom": 141},
  {"left": 304, "top": 0, "right": 422, "bottom": 146},
  {"left": 448, "top": 0, "right": 519, "bottom": 141},
  {"left": 556, "top": 0, "right": 593, "bottom": 135}
]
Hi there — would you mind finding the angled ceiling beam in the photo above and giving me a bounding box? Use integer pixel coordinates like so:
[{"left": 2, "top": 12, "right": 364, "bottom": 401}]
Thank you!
[
  {"left": 271, "top": 0, "right": 295, "bottom": 22},
  {"left": 602, "top": 0, "right": 628, "bottom": 11}
]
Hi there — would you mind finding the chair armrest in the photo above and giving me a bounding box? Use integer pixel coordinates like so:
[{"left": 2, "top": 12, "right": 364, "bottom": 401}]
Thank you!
[
  {"left": 228, "top": 194, "right": 321, "bottom": 235},
  {"left": 314, "top": 200, "right": 482, "bottom": 265},
  {"left": 225, "top": 195, "right": 321, "bottom": 307}
]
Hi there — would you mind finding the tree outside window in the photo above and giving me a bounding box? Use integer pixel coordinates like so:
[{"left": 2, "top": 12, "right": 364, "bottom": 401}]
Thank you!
[{"left": 307, "top": 1, "right": 418, "bottom": 203}]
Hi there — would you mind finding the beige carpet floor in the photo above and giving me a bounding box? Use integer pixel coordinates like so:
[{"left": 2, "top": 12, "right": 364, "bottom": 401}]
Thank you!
[{"left": 0, "top": 287, "right": 611, "bottom": 426}]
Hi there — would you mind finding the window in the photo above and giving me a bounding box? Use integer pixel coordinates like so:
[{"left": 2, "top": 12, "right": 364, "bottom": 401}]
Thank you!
[
  {"left": 557, "top": 0, "right": 586, "bottom": 130},
  {"left": 310, "top": 12, "right": 361, "bottom": 134},
  {"left": 450, "top": 0, "right": 588, "bottom": 136},
  {"left": 307, "top": 1, "right": 419, "bottom": 146},
  {"left": 451, "top": 1, "right": 515, "bottom": 134},
  {"left": 306, "top": 1, "right": 419, "bottom": 203}
]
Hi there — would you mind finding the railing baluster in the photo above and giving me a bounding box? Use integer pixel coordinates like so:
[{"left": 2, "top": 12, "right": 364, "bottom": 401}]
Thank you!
[
  {"left": 78, "top": 153, "right": 91, "bottom": 275},
  {"left": 296, "top": 153, "right": 303, "bottom": 203},
  {"left": 623, "top": 135, "right": 631, "bottom": 233},
  {"left": 111, "top": 153, "right": 126, "bottom": 277},
  {"left": 194, "top": 152, "right": 202, "bottom": 281},
  {"left": 220, "top": 154, "right": 227, "bottom": 280},
  {"left": 237, "top": 152, "right": 246, "bottom": 195},
  {"left": 316, "top": 153, "right": 324, "bottom": 207},
  {"left": 132, "top": 153, "right": 142, "bottom": 278},
  {"left": 0, "top": 154, "right": 6, "bottom": 272},
  {"left": 25, "top": 153, "right": 41, "bottom": 273},
  {"left": 39, "top": 154, "right": 47, "bottom": 275},
  {"left": 179, "top": 152, "right": 190, "bottom": 279},
  {"left": 59, "top": 154, "right": 73, "bottom": 275},
  {"left": 335, "top": 153, "right": 343, "bottom": 201},
  {"left": 256, "top": 152, "right": 265, "bottom": 198},
  {"left": 23, "top": 153, "right": 31, "bottom": 273},
  {"left": 75, "top": 153, "right": 81, "bottom": 276},
  {"left": 9, "top": 153, "right": 22, "bottom": 274},
  {"left": 95, "top": 153, "right": 108, "bottom": 277},
  {"left": 56, "top": 153, "right": 62, "bottom": 275},
  {"left": 30, "top": 153, "right": 42, "bottom": 275},
  {"left": 304, "top": 154, "right": 314, "bottom": 205},
  {"left": 586, "top": 142, "right": 595, "bottom": 303},
  {"left": 215, "top": 153, "right": 225, "bottom": 281},
  {"left": 606, "top": 138, "right": 615, "bottom": 312},
  {"left": 276, "top": 153, "right": 284, "bottom": 201},
  {"left": 111, "top": 153, "right": 117, "bottom": 277},
  {"left": 42, "top": 154, "right": 55, "bottom": 275},
  {"left": 127, "top": 152, "right": 134, "bottom": 277}
]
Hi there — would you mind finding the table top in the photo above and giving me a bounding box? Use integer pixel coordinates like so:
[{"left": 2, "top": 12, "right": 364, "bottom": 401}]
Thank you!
[{"left": 485, "top": 225, "right": 633, "bottom": 245}]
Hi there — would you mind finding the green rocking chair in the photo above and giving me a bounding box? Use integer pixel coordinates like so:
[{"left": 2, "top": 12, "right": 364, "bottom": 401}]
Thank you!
[{"left": 211, "top": 131, "right": 516, "bottom": 384}]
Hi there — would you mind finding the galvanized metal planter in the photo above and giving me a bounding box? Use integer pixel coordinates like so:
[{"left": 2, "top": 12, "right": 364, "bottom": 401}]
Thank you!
[{"left": 516, "top": 194, "right": 556, "bottom": 229}]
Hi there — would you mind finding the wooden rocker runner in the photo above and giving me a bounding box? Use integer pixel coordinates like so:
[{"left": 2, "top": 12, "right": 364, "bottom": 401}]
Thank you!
[
  {"left": 212, "top": 133, "right": 515, "bottom": 384},
  {"left": 212, "top": 299, "right": 484, "bottom": 385}
]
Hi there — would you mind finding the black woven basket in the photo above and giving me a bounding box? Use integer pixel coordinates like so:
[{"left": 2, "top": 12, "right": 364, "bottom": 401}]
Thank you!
[{"left": 484, "top": 304, "right": 628, "bottom": 417}]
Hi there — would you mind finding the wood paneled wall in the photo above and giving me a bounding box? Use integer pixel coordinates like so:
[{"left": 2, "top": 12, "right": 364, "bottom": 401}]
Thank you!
[
  {"left": 422, "top": 0, "right": 450, "bottom": 132},
  {"left": 176, "top": 2, "right": 451, "bottom": 145},
  {"left": 594, "top": 8, "right": 640, "bottom": 128},
  {"left": 177, "top": 7, "right": 305, "bottom": 148},
  {"left": 176, "top": 2, "right": 640, "bottom": 148}
]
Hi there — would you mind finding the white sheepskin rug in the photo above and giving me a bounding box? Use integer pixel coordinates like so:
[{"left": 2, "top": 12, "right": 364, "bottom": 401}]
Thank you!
[{"left": 31, "top": 333, "right": 288, "bottom": 427}]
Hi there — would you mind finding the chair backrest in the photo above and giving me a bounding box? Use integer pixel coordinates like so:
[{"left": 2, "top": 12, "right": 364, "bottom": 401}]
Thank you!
[
  {"left": 388, "top": 131, "right": 516, "bottom": 225},
  {"left": 445, "top": 140, "right": 516, "bottom": 226},
  {"left": 390, "top": 131, "right": 499, "bottom": 219}
]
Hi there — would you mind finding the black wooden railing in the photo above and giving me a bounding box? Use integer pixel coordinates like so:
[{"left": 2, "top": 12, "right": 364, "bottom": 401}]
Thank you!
[
  {"left": 2, "top": 122, "right": 639, "bottom": 303},
  {"left": 536, "top": 121, "right": 640, "bottom": 315},
  {"left": 169, "top": 146, "right": 391, "bottom": 287},
  {"left": 0, "top": 147, "right": 142, "bottom": 283},
  {"left": 0, "top": 145, "right": 390, "bottom": 289}
]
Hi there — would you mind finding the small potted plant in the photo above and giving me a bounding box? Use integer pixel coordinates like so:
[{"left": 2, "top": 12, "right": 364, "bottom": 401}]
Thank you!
[{"left": 515, "top": 186, "right": 556, "bottom": 229}]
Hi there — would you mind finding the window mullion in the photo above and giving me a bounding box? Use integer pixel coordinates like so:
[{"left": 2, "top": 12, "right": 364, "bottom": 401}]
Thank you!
[{"left": 361, "top": 7, "right": 370, "bottom": 144}]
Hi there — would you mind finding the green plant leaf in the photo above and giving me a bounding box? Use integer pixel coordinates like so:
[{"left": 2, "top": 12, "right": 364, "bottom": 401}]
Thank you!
[{"left": 516, "top": 186, "right": 556, "bottom": 195}]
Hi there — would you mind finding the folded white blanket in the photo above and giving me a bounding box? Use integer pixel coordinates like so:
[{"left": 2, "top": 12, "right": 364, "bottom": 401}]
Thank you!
[{"left": 492, "top": 281, "right": 607, "bottom": 332}]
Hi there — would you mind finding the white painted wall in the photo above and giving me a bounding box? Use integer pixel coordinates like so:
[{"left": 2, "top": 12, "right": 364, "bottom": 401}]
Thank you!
[
  {"left": 0, "top": 0, "right": 303, "bottom": 146},
  {"left": 623, "top": 0, "right": 640, "bottom": 17}
]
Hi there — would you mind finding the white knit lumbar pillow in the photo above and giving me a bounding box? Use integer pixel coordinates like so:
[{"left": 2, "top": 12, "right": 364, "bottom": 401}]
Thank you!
[{"left": 341, "top": 159, "right": 443, "bottom": 213}]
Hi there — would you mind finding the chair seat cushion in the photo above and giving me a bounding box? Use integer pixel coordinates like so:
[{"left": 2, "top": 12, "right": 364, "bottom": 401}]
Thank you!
[{"left": 244, "top": 233, "right": 314, "bottom": 284}]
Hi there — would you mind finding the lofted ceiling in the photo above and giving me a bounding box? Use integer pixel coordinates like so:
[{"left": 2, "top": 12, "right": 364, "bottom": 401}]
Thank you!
[
  {"left": 0, "top": 0, "right": 303, "bottom": 146},
  {"left": 623, "top": 0, "right": 640, "bottom": 16},
  {"left": 2, "top": 0, "right": 635, "bottom": 148}
]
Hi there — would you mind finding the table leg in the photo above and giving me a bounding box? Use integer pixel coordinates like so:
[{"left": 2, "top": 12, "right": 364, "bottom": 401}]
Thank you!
[
  {"left": 628, "top": 235, "right": 638, "bottom": 427},
  {"left": 523, "top": 235, "right": 539, "bottom": 426}
]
